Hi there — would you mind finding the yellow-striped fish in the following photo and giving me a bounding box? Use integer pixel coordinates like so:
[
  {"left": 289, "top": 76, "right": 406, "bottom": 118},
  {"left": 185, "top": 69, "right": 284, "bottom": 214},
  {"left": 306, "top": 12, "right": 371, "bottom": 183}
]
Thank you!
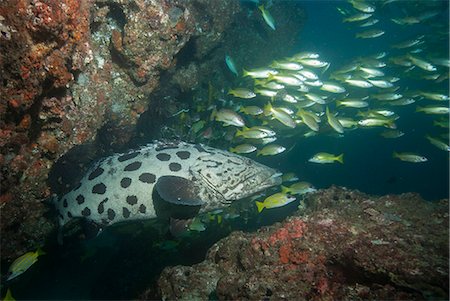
[
  {"left": 7, "top": 248, "right": 46, "bottom": 280},
  {"left": 255, "top": 192, "right": 296, "bottom": 213}
]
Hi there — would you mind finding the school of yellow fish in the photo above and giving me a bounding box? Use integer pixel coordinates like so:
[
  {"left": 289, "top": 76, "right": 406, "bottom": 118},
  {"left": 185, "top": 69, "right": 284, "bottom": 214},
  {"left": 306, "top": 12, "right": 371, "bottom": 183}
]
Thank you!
[{"left": 181, "top": 0, "right": 449, "bottom": 214}]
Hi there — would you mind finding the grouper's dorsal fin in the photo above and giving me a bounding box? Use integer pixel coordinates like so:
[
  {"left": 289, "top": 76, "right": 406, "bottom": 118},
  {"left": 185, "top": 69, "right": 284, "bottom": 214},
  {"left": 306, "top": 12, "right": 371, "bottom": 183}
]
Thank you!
[{"left": 155, "top": 176, "right": 205, "bottom": 206}]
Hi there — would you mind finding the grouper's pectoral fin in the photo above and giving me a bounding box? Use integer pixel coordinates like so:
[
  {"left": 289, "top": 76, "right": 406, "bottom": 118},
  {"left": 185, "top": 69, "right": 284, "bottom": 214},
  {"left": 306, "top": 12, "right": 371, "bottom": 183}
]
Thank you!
[{"left": 155, "top": 176, "right": 206, "bottom": 206}]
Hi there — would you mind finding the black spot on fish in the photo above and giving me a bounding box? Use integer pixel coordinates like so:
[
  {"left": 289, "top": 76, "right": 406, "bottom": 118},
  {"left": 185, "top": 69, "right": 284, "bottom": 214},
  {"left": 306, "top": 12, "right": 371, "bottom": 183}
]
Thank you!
[
  {"left": 169, "top": 162, "right": 182, "bottom": 172},
  {"left": 88, "top": 167, "right": 104, "bottom": 180},
  {"left": 139, "top": 204, "right": 146, "bottom": 213},
  {"left": 63, "top": 199, "right": 68, "bottom": 208},
  {"left": 120, "top": 177, "right": 132, "bottom": 188},
  {"left": 118, "top": 152, "right": 140, "bottom": 162},
  {"left": 59, "top": 213, "right": 64, "bottom": 220},
  {"left": 92, "top": 183, "right": 107, "bottom": 194},
  {"left": 107, "top": 208, "right": 116, "bottom": 221},
  {"left": 82, "top": 207, "right": 91, "bottom": 216},
  {"left": 176, "top": 151, "right": 191, "bottom": 160},
  {"left": 73, "top": 182, "right": 82, "bottom": 191},
  {"left": 107, "top": 158, "right": 113, "bottom": 165},
  {"left": 98, "top": 201, "right": 105, "bottom": 214},
  {"left": 156, "top": 153, "right": 171, "bottom": 161},
  {"left": 202, "top": 159, "right": 223, "bottom": 168},
  {"left": 124, "top": 161, "right": 142, "bottom": 171},
  {"left": 67, "top": 211, "right": 73, "bottom": 218},
  {"left": 122, "top": 207, "right": 130, "bottom": 218},
  {"left": 76, "top": 195, "right": 85, "bottom": 204},
  {"left": 139, "top": 173, "right": 156, "bottom": 183},
  {"left": 126, "top": 195, "right": 138, "bottom": 205}
]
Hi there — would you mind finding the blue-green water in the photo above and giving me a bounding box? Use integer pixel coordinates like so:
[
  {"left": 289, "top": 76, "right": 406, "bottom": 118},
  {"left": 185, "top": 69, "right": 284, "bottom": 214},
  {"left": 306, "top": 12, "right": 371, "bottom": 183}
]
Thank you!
[
  {"left": 284, "top": 0, "right": 449, "bottom": 201},
  {"left": 3, "top": 1, "right": 449, "bottom": 299}
]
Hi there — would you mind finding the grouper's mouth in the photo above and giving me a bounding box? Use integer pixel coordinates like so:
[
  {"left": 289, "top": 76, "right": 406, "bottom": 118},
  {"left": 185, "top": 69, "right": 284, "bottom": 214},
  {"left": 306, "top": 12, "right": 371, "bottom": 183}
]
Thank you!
[
  {"left": 261, "top": 171, "right": 283, "bottom": 189},
  {"left": 244, "top": 171, "right": 283, "bottom": 199},
  {"left": 267, "top": 171, "right": 283, "bottom": 185}
]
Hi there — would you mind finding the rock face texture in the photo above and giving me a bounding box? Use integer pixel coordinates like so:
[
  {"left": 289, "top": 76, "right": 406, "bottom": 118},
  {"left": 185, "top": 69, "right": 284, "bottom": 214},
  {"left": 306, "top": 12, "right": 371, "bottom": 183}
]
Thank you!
[
  {"left": 156, "top": 187, "right": 449, "bottom": 301},
  {"left": 0, "top": 1, "right": 305, "bottom": 261}
]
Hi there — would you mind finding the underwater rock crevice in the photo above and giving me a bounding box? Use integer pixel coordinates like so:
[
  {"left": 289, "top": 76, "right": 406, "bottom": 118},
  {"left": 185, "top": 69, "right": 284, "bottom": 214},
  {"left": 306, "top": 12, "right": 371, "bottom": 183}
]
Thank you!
[{"left": 174, "top": 37, "right": 199, "bottom": 68}]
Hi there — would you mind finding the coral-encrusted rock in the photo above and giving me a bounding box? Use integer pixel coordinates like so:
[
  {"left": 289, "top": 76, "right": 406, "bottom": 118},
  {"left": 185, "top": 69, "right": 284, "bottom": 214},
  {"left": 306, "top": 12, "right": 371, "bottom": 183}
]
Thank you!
[
  {"left": 156, "top": 262, "right": 221, "bottom": 301},
  {"left": 157, "top": 187, "right": 449, "bottom": 300},
  {"left": 0, "top": 0, "right": 91, "bottom": 260}
]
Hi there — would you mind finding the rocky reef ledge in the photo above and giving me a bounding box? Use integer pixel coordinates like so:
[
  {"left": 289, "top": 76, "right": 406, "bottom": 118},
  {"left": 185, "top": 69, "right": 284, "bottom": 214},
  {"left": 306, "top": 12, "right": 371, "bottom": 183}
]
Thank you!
[{"left": 153, "top": 186, "right": 448, "bottom": 301}]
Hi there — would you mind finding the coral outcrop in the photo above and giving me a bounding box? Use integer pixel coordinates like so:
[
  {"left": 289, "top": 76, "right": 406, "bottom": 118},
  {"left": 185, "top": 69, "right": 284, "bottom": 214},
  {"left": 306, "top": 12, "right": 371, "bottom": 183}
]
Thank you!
[{"left": 156, "top": 187, "right": 449, "bottom": 300}]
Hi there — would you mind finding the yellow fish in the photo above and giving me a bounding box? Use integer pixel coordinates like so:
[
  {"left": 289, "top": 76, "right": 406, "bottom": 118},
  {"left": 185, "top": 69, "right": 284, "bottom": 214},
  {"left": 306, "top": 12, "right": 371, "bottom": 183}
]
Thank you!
[
  {"left": 256, "top": 144, "right": 286, "bottom": 156},
  {"left": 326, "top": 107, "right": 344, "bottom": 134},
  {"left": 392, "top": 152, "right": 428, "bottom": 163},
  {"left": 7, "top": 247, "right": 46, "bottom": 281},
  {"left": 264, "top": 103, "right": 296, "bottom": 128},
  {"left": 228, "top": 88, "right": 256, "bottom": 99},
  {"left": 309, "top": 152, "right": 344, "bottom": 164},
  {"left": 255, "top": 192, "right": 296, "bottom": 213},
  {"left": 258, "top": 4, "right": 276, "bottom": 30},
  {"left": 425, "top": 135, "right": 450, "bottom": 152},
  {"left": 281, "top": 182, "right": 316, "bottom": 195},
  {"left": 3, "top": 289, "right": 15, "bottom": 301},
  {"left": 229, "top": 144, "right": 257, "bottom": 154}
]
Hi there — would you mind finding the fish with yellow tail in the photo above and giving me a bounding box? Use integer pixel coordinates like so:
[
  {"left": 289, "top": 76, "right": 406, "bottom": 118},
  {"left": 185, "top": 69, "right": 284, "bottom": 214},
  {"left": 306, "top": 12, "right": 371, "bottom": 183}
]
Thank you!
[
  {"left": 7, "top": 247, "right": 46, "bottom": 281},
  {"left": 281, "top": 172, "right": 299, "bottom": 183},
  {"left": 228, "top": 88, "right": 256, "bottom": 99},
  {"left": 264, "top": 103, "right": 296, "bottom": 128},
  {"left": 309, "top": 152, "right": 344, "bottom": 164},
  {"left": 243, "top": 68, "right": 278, "bottom": 79},
  {"left": 229, "top": 144, "right": 257, "bottom": 154},
  {"left": 212, "top": 108, "right": 246, "bottom": 127},
  {"left": 258, "top": 4, "right": 276, "bottom": 30},
  {"left": 255, "top": 192, "right": 296, "bottom": 213},
  {"left": 392, "top": 152, "right": 428, "bottom": 163},
  {"left": 416, "top": 105, "right": 449, "bottom": 115},
  {"left": 239, "top": 106, "right": 264, "bottom": 116},
  {"left": 425, "top": 135, "right": 450, "bottom": 152},
  {"left": 2, "top": 289, "right": 15, "bottom": 301},
  {"left": 349, "top": 0, "right": 375, "bottom": 13},
  {"left": 355, "top": 29, "right": 385, "bottom": 39},
  {"left": 256, "top": 144, "right": 286, "bottom": 156},
  {"left": 281, "top": 182, "right": 316, "bottom": 195},
  {"left": 326, "top": 106, "right": 344, "bottom": 134},
  {"left": 297, "top": 109, "right": 320, "bottom": 132}
]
